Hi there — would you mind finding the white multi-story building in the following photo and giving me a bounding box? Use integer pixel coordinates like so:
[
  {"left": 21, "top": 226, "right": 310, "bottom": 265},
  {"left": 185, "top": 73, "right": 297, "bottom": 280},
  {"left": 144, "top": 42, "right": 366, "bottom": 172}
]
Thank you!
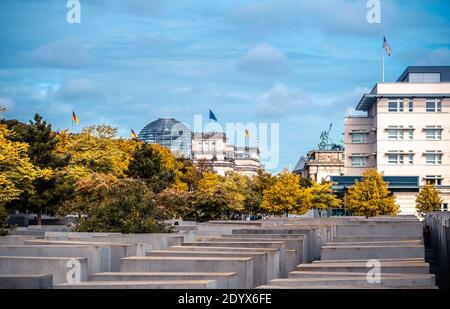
[
  {"left": 338, "top": 66, "right": 450, "bottom": 214},
  {"left": 192, "top": 132, "right": 261, "bottom": 177}
]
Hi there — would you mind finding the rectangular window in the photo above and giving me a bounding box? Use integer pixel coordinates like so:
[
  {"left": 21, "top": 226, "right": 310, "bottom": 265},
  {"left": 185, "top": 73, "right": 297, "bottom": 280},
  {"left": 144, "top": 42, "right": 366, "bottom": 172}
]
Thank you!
[
  {"left": 426, "top": 153, "right": 443, "bottom": 165},
  {"left": 426, "top": 128, "right": 442, "bottom": 140},
  {"left": 409, "top": 73, "right": 441, "bottom": 83},
  {"left": 388, "top": 128, "right": 403, "bottom": 140},
  {"left": 408, "top": 154, "right": 414, "bottom": 165},
  {"left": 426, "top": 99, "right": 442, "bottom": 112},
  {"left": 351, "top": 133, "right": 368, "bottom": 144},
  {"left": 388, "top": 99, "right": 403, "bottom": 112},
  {"left": 351, "top": 156, "right": 368, "bottom": 167},
  {"left": 408, "top": 129, "right": 414, "bottom": 140},
  {"left": 408, "top": 99, "right": 413, "bottom": 112},
  {"left": 425, "top": 176, "right": 443, "bottom": 186},
  {"left": 388, "top": 153, "right": 404, "bottom": 165}
]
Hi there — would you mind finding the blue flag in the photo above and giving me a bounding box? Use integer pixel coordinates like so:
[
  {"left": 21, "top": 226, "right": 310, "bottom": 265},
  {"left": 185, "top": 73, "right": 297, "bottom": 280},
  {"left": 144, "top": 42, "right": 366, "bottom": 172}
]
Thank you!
[{"left": 209, "top": 109, "right": 218, "bottom": 122}]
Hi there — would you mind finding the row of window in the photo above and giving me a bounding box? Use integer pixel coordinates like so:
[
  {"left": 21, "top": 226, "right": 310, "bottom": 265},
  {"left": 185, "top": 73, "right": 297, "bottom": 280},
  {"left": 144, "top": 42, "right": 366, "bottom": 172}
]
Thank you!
[
  {"left": 351, "top": 127, "right": 444, "bottom": 143},
  {"left": 388, "top": 99, "right": 442, "bottom": 112},
  {"left": 350, "top": 152, "right": 444, "bottom": 167}
]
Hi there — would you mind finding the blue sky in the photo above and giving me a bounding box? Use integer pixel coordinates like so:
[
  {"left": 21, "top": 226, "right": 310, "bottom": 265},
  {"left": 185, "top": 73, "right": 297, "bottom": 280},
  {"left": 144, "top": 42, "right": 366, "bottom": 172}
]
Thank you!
[{"left": 1, "top": 0, "right": 449, "bottom": 172}]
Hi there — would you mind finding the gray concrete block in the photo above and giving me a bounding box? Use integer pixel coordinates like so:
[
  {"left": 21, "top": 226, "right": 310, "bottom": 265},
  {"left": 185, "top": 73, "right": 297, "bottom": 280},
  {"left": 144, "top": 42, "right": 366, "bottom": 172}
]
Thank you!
[
  {"left": 0, "top": 256, "right": 88, "bottom": 284},
  {"left": 335, "top": 224, "right": 423, "bottom": 238},
  {"left": 91, "top": 272, "right": 238, "bottom": 289},
  {"left": 331, "top": 236, "right": 423, "bottom": 243},
  {"left": 0, "top": 274, "right": 53, "bottom": 289},
  {"left": 296, "top": 262, "right": 430, "bottom": 274},
  {"left": 266, "top": 275, "right": 435, "bottom": 287},
  {"left": 0, "top": 245, "right": 111, "bottom": 275},
  {"left": 313, "top": 258, "right": 425, "bottom": 264},
  {"left": 144, "top": 250, "right": 267, "bottom": 286},
  {"left": 120, "top": 256, "right": 254, "bottom": 289},
  {"left": 181, "top": 241, "right": 284, "bottom": 279},
  {"left": 324, "top": 240, "right": 422, "bottom": 247},
  {"left": 0, "top": 236, "right": 43, "bottom": 245},
  {"left": 219, "top": 234, "right": 307, "bottom": 264},
  {"left": 168, "top": 246, "right": 280, "bottom": 281},
  {"left": 321, "top": 245, "right": 425, "bottom": 260},
  {"left": 55, "top": 280, "right": 217, "bottom": 289},
  {"left": 24, "top": 239, "right": 141, "bottom": 271}
]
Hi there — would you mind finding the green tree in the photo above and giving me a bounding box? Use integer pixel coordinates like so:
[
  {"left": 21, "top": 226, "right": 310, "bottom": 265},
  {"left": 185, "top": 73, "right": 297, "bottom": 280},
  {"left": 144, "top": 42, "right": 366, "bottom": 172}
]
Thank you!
[
  {"left": 244, "top": 168, "right": 275, "bottom": 215},
  {"left": 62, "top": 174, "right": 171, "bottom": 233},
  {"left": 2, "top": 115, "right": 72, "bottom": 224},
  {"left": 261, "top": 169, "right": 312, "bottom": 216},
  {"left": 345, "top": 169, "right": 400, "bottom": 217},
  {"left": 0, "top": 124, "right": 40, "bottom": 205},
  {"left": 186, "top": 172, "right": 246, "bottom": 222},
  {"left": 174, "top": 158, "right": 202, "bottom": 191},
  {"left": 156, "top": 188, "right": 193, "bottom": 219},
  {"left": 0, "top": 124, "right": 41, "bottom": 231},
  {"left": 126, "top": 143, "right": 176, "bottom": 193},
  {"left": 309, "top": 181, "right": 341, "bottom": 210},
  {"left": 415, "top": 184, "right": 442, "bottom": 218},
  {"left": 55, "top": 126, "right": 139, "bottom": 177}
]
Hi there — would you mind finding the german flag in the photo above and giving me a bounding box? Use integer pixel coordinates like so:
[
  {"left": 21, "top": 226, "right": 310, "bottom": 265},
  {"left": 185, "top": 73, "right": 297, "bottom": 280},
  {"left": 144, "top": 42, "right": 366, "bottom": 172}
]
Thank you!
[
  {"left": 245, "top": 129, "right": 250, "bottom": 138},
  {"left": 72, "top": 111, "right": 79, "bottom": 125},
  {"left": 130, "top": 129, "right": 138, "bottom": 140}
]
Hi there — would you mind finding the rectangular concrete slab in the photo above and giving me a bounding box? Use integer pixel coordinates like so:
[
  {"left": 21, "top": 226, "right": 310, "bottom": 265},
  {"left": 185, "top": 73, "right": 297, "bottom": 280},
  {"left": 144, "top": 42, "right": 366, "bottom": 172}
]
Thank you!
[
  {"left": 266, "top": 276, "right": 435, "bottom": 287},
  {"left": 55, "top": 280, "right": 217, "bottom": 289},
  {"left": 181, "top": 241, "right": 284, "bottom": 279},
  {"left": 321, "top": 245, "right": 425, "bottom": 260},
  {"left": 332, "top": 236, "right": 423, "bottom": 243},
  {"left": 0, "top": 256, "right": 88, "bottom": 284},
  {"left": 120, "top": 256, "right": 254, "bottom": 289},
  {"left": 0, "top": 245, "right": 111, "bottom": 275},
  {"left": 168, "top": 246, "right": 280, "bottom": 281},
  {"left": 296, "top": 262, "right": 430, "bottom": 274},
  {"left": 312, "top": 258, "right": 425, "bottom": 264},
  {"left": 91, "top": 272, "right": 238, "bottom": 289},
  {"left": 144, "top": 250, "right": 267, "bottom": 286},
  {"left": 24, "top": 239, "right": 141, "bottom": 271},
  {"left": 218, "top": 234, "right": 307, "bottom": 264},
  {"left": 335, "top": 224, "right": 423, "bottom": 238},
  {"left": 0, "top": 274, "right": 53, "bottom": 289}
]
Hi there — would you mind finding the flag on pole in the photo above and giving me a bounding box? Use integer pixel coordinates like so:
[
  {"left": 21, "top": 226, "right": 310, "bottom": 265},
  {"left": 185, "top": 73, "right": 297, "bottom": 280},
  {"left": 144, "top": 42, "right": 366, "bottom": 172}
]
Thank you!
[
  {"left": 209, "top": 109, "right": 218, "bottom": 122},
  {"left": 383, "top": 36, "right": 391, "bottom": 56},
  {"left": 72, "top": 111, "right": 79, "bottom": 125},
  {"left": 130, "top": 129, "right": 138, "bottom": 140},
  {"left": 245, "top": 129, "right": 250, "bottom": 138}
]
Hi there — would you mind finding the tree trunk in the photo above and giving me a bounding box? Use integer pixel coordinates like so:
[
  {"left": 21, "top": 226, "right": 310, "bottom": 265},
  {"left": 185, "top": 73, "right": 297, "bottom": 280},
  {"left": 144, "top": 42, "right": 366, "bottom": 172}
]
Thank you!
[{"left": 37, "top": 209, "right": 42, "bottom": 225}]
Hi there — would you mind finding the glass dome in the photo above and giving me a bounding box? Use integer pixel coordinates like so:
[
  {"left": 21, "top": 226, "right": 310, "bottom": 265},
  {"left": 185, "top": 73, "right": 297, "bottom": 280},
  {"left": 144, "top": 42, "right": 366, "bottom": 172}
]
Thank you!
[{"left": 138, "top": 118, "right": 192, "bottom": 158}]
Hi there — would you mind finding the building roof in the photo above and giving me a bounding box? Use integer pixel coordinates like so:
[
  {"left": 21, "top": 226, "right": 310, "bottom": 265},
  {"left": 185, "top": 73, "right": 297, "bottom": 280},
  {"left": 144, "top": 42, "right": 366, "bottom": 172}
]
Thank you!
[
  {"left": 397, "top": 66, "right": 450, "bottom": 82},
  {"left": 356, "top": 66, "right": 450, "bottom": 111},
  {"left": 138, "top": 118, "right": 190, "bottom": 138}
]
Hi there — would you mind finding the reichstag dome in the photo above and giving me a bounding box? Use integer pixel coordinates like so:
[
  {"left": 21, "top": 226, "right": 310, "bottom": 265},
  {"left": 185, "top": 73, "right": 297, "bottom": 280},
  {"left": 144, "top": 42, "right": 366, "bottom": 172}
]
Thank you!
[{"left": 138, "top": 118, "right": 192, "bottom": 158}]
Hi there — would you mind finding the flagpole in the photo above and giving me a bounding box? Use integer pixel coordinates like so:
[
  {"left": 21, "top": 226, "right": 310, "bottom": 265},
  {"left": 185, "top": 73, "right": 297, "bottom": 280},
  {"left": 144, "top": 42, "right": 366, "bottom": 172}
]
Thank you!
[{"left": 382, "top": 43, "right": 385, "bottom": 83}]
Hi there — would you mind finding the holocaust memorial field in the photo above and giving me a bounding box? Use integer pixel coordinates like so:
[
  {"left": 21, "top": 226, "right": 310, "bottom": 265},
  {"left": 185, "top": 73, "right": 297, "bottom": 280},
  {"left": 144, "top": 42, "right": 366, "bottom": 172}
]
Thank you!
[{"left": 1, "top": 214, "right": 446, "bottom": 289}]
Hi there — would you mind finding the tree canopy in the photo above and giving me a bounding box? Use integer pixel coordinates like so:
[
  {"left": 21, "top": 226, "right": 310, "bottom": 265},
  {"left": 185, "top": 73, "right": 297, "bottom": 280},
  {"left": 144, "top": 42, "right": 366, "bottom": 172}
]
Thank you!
[
  {"left": 261, "top": 169, "right": 312, "bottom": 216},
  {"left": 415, "top": 184, "right": 442, "bottom": 218},
  {"left": 345, "top": 169, "right": 400, "bottom": 217}
]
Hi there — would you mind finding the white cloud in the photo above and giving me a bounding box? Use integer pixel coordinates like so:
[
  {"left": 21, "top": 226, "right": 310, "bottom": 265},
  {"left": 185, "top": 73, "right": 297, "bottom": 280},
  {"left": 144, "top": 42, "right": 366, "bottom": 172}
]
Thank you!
[
  {"left": 0, "top": 96, "right": 15, "bottom": 112},
  {"left": 419, "top": 48, "right": 450, "bottom": 66},
  {"left": 22, "top": 38, "right": 85, "bottom": 69},
  {"left": 257, "top": 82, "right": 309, "bottom": 118},
  {"left": 237, "top": 43, "right": 288, "bottom": 75},
  {"left": 57, "top": 78, "right": 102, "bottom": 100}
]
